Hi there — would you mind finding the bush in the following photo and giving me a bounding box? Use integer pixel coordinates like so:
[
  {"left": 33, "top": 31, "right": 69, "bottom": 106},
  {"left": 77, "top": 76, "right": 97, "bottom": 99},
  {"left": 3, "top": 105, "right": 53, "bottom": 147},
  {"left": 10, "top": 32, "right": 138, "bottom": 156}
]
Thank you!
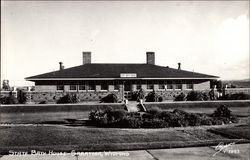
[
  {"left": 0, "top": 92, "right": 18, "bottom": 104},
  {"left": 147, "top": 107, "right": 162, "bottom": 116},
  {"left": 213, "top": 105, "right": 231, "bottom": 117},
  {"left": 200, "top": 118, "right": 213, "bottom": 125},
  {"left": 188, "top": 113, "right": 202, "bottom": 126},
  {"left": 107, "top": 109, "right": 127, "bottom": 121},
  {"left": 131, "top": 91, "right": 140, "bottom": 101},
  {"left": 57, "top": 94, "right": 79, "bottom": 104},
  {"left": 89, "top": 109, "right": 108, "bottom": 126},
  {"left": 0, "top": 96, "right": 7, "bottom": 104},
  {"left": 145, "top": 91, "right": 163, "bottom": 102},
  {"left": 17, "top": 89, "right": 27, "bottom": 104},
  {"left": 219, "top": 93, "right": 250, "bottom": 100},
  {"left": 39, "top": 100, "right": 47, "bottom": 104},
  {"left": 186, "top": 91, "right": 209, "bottom": 101},
  {"left": 88, "top": 106, "right": 239, "bottom": 128},
  {"left": 100, "top": 94, "right": 118, "bottom": 103},
  {"left": 118, "top": 117, "right": 143, "bottom": 128},
  {"left": 174, "top": 93, "right": 186, "bottom": 101},
  {"left": 142, "top": 119, "right": 169, "bottom": 128}
]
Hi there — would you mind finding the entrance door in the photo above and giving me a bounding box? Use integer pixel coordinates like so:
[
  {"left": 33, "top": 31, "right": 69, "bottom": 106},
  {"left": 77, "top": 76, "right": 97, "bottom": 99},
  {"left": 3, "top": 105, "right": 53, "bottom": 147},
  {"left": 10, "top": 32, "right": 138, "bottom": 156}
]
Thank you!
[
  {"left": 124, "top": 83, "right": 131, "bottom": 91},
  {"left": 124, "top": 82, "right": 132, "bottom": 100}
]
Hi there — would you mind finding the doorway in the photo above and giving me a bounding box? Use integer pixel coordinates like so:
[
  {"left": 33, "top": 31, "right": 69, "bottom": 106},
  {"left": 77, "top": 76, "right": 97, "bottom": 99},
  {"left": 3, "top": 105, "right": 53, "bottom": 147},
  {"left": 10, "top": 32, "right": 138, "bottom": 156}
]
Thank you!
[{"left": 124, "top": 81, "right": 132, "bottom": 100}]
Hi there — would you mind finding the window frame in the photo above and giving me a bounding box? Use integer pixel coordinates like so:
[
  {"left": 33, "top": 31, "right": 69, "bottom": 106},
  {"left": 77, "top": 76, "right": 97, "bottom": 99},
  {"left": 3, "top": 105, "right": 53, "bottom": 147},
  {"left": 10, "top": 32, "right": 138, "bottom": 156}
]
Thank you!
[
  {"left": 56, "top": 85, "right": 64, "bottom": 91},
  {"left": 166, "top": 84, "right": 173, "bottom": 90},
  {"left": 186, "top": 84, "right": 194, "bottom": 90}
]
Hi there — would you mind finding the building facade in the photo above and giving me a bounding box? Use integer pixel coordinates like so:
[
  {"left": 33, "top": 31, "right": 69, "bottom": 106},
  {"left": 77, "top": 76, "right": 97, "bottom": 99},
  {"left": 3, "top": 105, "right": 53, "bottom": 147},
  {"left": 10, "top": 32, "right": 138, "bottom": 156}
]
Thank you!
[{"left": 25, "top": 52, "right": 219, "bottom": 103}]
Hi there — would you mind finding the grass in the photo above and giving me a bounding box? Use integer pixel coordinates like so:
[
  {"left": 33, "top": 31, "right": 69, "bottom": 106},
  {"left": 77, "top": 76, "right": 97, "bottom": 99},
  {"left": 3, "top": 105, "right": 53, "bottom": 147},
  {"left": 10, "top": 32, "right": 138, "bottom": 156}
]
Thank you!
[
  {"left": 1, "top": 104, "right": 249, "bottom": 124},
  {"left": 0, "top": 111, "right": 89, "bottom": 124},
  {"left": 0, "top": 103, "right": 124, "bottom": 113},
  {"left": 0, "top": 125, "right": 245, "bottom": 155},
  {"left": 1, "top": 101, "right": 249, "bottom": 114},
  {"left": 144, "top": 101, "right": 250, "bottom": 110},
  {"left": 208, "top": 124, "right": 250, "bottom": 140}
]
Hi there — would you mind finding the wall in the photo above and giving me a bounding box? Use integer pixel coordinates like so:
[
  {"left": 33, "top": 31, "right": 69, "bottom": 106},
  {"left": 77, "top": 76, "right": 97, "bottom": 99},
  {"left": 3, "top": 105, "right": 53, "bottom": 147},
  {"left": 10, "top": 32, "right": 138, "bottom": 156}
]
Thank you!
[
  {"left": 193, "top": 81, "right": 210, "bottom": 90},
  {"left": 26, "top": 91, "right": 122, "bottom": 104},
  {"left": 0, "top": 91, "right": 17, "bottom": 98},
  {"left": 2, "top": 88, "right": 250, "bottom": 104},
  {"left": 225, "top": 88, "right": 250, "bottom": 95},
  {"left": 35, "top": 85, "right": 57, "bottom": 92}
]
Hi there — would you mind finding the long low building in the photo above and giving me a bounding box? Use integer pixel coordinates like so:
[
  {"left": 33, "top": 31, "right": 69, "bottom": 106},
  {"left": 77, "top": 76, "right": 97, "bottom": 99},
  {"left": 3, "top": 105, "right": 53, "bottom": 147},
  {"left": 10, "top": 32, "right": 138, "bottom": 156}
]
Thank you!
[{"left": 25, "top": 52, "right": 219, "bottom": 103}]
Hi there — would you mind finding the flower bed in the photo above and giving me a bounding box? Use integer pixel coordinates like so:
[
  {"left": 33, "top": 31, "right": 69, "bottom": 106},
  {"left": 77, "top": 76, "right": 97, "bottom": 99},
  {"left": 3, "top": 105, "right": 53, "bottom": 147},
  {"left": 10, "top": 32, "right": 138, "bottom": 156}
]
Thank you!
[{"left": 88, "top": 105, "right": 239, "bottom": 128}]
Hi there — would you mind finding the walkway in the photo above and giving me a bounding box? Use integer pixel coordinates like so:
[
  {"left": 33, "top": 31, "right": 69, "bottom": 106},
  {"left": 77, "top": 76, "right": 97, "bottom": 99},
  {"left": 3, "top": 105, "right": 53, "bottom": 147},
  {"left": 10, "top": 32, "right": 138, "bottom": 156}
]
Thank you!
[{"left": 1, "top": 143, "right": 249, "bottom": 160}]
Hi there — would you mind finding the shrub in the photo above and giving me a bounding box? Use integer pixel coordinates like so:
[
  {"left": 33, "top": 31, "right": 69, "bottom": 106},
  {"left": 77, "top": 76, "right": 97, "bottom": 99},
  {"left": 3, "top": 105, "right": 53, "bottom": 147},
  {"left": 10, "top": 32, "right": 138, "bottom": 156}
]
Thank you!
[
  {"left": 186, "top": 91, "right": 209, "bottom": 101},
  {"left": 142, "top": 119, "right": 169, "bottom": 128},
  {"left": 107, "top": 109, "right": 127, "bottom": 121},
  {"left": 213, "top": 105, "right": 231, "bottom": 117},
  {"left": 17, "top": 89, "right": 27, "bottom": 104},
  {"left": 0, "top": 96, "right": 7, "bottom": 104},
  {"left": 1, "top": 92, "right": 18, "bottom": 104},
  {"left": 39, "top": 100, "right": 47, "bottom": 104},
  {"left": 147, "top": 107, "right": 162, "bottom": 116},
  {"left": 230, "top": 115, "right": 239, "bottom": 123},
  {"left": 57, "top": 94, "right": 79, "bottom": 104},
  {"left": 188, "top": 113, "right": 202, "bottom": 126},
  {"left": 145, "top": 91, "right": 163, "bottom": 102},
  {"left": 116, "top": 116, "right": 143, "bottom": 128},
  {"left": 174, "top": 93, "right": 186, "bottom": 101},
  {"left": 131, "top": 90, "right": 145, "bottom": 101},
  {"left": 89, "top": 109, "right": 108, "bottom": 126},
  {"left": 88, "top": 106, "right": 239, "bottom": 128},
  {"left": 131, "top": 91, "right": 139, "bottom": 101},
  {"left": 100, "top": 94, "right": 118, "bottom": 103},
  {"left": 231, "top": 93, "right": 250, "bottom": 100},
  {"left": 212, "top": 118, "right": 223, "bottom": 125},
  {"left": 219, "top": 93, "right": 250, "bottom": 100},
  {"left": 200, "top": 118, "right": 213, "bottom": 125}
]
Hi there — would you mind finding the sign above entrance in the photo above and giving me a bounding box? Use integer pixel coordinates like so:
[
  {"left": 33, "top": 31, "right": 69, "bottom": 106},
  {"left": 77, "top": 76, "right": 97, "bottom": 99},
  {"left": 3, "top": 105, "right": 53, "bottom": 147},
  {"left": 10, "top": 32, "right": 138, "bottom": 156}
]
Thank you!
[{"left": 120, "top": 73, "right": 137, "bottom": 78}]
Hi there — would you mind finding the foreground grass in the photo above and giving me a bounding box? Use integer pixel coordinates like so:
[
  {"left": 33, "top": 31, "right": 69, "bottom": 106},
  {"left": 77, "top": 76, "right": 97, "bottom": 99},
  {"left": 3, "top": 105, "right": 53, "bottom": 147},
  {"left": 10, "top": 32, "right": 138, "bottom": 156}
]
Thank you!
[
  {"left": 208, "top": 124, "right": 250, "bottom": 140},
  {"left": 1, "top": 124, "right": 249, "bottom": 155}
]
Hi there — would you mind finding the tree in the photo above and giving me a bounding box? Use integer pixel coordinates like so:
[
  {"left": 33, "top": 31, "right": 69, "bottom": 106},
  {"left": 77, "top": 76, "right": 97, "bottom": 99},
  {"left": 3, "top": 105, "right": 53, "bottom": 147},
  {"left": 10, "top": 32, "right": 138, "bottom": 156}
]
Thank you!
[{"left": 2, "top": 80, "right": 11, "bottom": 91}]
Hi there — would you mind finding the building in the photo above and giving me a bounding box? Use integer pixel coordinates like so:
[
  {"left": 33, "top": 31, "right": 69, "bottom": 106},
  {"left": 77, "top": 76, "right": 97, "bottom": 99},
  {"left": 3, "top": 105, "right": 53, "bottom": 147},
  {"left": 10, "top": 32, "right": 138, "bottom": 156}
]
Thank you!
[{"left": 25, "top": 52, "right": 219, "bottom": 103}]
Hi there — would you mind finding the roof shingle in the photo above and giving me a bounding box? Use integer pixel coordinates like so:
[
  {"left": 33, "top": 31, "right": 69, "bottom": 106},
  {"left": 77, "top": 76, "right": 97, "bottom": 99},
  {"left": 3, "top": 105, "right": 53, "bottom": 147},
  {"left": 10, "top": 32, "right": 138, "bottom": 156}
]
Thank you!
[{"left": 26, "top": 63, "right": 219, "bottom": 80}]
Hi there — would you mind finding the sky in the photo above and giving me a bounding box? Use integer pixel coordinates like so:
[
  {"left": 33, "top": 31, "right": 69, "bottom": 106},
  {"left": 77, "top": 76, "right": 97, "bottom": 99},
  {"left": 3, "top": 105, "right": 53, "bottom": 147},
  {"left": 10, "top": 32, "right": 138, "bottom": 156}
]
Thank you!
[{"left": 1, "top": 1, "right": 249, "bottom": 86}]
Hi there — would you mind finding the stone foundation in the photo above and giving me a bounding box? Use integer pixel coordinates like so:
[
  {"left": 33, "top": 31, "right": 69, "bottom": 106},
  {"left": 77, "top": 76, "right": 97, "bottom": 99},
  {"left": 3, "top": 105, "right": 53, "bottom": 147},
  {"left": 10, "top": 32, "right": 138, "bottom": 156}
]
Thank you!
[{"left": 26, "top": 91, "right": 122, "bottom": 104}]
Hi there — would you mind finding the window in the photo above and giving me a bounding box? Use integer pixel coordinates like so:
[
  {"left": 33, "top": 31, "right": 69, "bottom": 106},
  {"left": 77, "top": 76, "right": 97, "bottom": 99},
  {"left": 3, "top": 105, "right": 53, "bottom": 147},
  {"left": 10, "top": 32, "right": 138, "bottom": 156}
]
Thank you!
[
  {"left": 175, "top": 84, "right": 182, "bottom": 90},
  {"left": 57, "top": 85, "right": 64, "bottom": 91},
  {"left": 70, "top": 85, "right": 77, "bottom": 90},
  {"left": 166, "top": 84, "right": 173, "bottom": 89},
  {"left": 147, "top": 83, "right": 153, "bottom": 90},
  {"left": 187, "top": 84, "right": 193, "bottom": 90},
  {"left": 158, "top": 82, "right": 165, "bottom": 90},
  {"left": 136, "top": 84, "right": 142, "bottom": 90},
  {"left": 79, "top": 85, "right": 86, "bottom": 91},
  {"left": 78, "top": 81, "right": 86, "bottom": 91},
  {"left": 88, "top": 83, "right": 95, "bottom": 91},
  {"left": 101, "top": 82, "right": 108, "bottom": 90},
  {"left": 114, "top": 81, "right": 119, "bottom": 90}
]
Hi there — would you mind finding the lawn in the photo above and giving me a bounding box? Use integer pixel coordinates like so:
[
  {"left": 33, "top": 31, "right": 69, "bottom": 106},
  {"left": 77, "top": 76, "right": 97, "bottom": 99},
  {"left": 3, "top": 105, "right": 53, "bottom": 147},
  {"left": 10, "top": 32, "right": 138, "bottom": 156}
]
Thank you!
[
  {"left": 208, "top": 124, "right": 250, "bottom": 140},
  {"left": 0, "top": 125, "right": 242, "bottom": 155},
  {"left": 1, "top": 105, "right": 248, "bottom": 124},
  {"left": 0, "top": 111, "right": 89, "bottom": 124}
]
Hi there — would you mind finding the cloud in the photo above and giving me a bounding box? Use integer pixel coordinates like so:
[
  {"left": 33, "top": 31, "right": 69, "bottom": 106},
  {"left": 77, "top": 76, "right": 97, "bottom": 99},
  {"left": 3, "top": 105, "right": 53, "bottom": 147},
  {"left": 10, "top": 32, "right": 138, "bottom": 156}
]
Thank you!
[{"left": 213, "top": 14, "right": 249, "bottom": 79}]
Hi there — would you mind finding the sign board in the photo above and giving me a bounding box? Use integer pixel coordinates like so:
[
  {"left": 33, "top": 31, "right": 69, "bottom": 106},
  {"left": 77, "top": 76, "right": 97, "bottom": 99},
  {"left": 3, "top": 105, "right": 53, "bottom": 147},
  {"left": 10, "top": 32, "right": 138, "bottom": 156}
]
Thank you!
[{"left": 120, "top": 73, "right": 137, "bottom": 78}]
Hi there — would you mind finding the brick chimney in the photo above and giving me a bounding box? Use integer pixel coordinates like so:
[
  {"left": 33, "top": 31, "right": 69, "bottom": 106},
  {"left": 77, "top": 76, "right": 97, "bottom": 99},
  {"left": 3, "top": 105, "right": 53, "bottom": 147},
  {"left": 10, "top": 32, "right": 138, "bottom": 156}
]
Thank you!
[
  {"left": 146, "top": 52, "right": 155, "bottom": 65},
  {"left": 59, "top": 62, "right": 64, "bottom": 70},
  {"left": 178, "top": 63, "right": 181, "bottom": 70},
  {"left": 82, "top": 52, "right": 91, "bottom": 65}
]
